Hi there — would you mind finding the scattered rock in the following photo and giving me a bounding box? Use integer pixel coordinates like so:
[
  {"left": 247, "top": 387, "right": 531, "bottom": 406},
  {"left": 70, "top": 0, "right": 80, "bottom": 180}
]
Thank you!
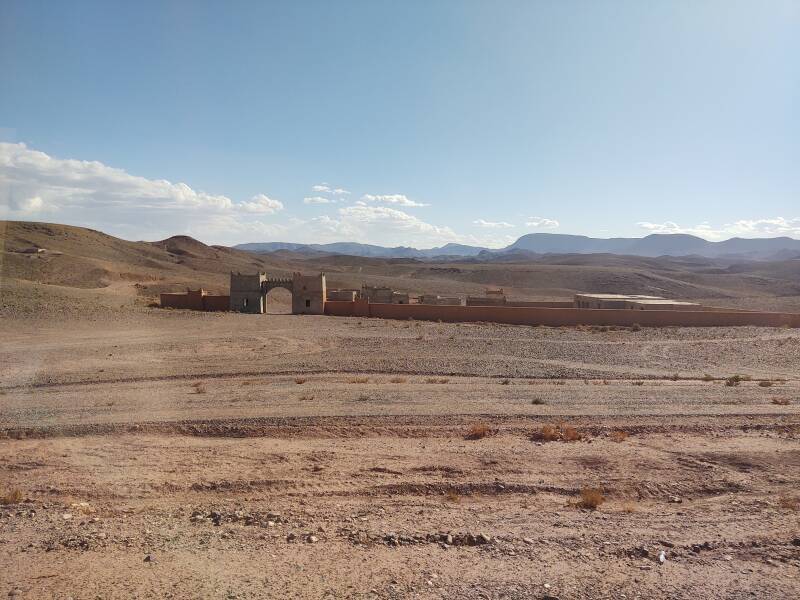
[
  {"left": 523, "top": 537, "right": 534, "bottom": 545},
  {"left": 143, "top": 554, "right": 154, "bottom": 563}
]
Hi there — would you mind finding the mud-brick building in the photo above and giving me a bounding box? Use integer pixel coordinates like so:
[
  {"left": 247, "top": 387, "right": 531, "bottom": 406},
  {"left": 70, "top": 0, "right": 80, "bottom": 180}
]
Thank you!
[
  {"left": 230, "top": 272, "right": 267, "bottom": 313},
  {"left": 291, "top": 272, "right": 326, "bottom": 314}
]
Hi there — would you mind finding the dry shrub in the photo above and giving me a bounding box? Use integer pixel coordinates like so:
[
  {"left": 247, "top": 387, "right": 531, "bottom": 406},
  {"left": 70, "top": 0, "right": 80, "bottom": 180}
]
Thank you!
[
  {"left": 576, "top": 488, "right": 605, "bottom": 510},
  {"left": 622, "top": 501, "right": 637, "bottom": 513},
  {"left": 772, "top": 398, "right": 791, "bottom": 406},
  {"left": 670, "top": 373, "right": 681, "bottom": 381},
  {"left": 610, "top": 430, "right": 629, "bottom": 443},
  {"left": 445, "top": 490, "right": 461, "bottom": 504},
  {"left": 465, "top": 422, "right": 494, "bottom": 440},
  {"left": 294, "top": 377, "right": 307, "bottom": 385},
  {"left": 299, "top": 394, "right": 315, "bottom": 401},
  {"left": 533, "top": 423, "right": 583, "bottom": 443},
  {"left": 389, "top": 376, "right": 408, "bottom": 384},
  {"left": 701, "top": 373, "right": 715, "bottom": 382},
  {"left": 425, "top": 377, "right": 449, "bottom": 384},
  {"left": 349, "top": 377, "right": 369, "bottom": 384},
  {"left": 631, "top": 380, "right": 644, "bottom": 386},
  {"left": 725, "top": 374, "right": 743, "bottom": 387},
  {"left": 758, "top": 380, "right": 773, "bottom": 388},
  {"left": 630, "top": 323, "right": 642, "bottom": 332},
  {"left": 602, "top": 380, "right": 609, "bottom": 385},
  {"left": 355, "top": 393, "right": 371, "bottom": 402},
  {"left": 500, "top": 379, "right": 511, "bottom": 385},
  {"left": 530, "top": 398, "right": 546, "bottom": 405},
  {"left": 1, "top": 489, "right": 23, "bottom": 505},
  {"left": 192, "top": 381, "right": 207, "bottom": 394},
  {"left": 779, "top": 496, "right": 799, "bottom": 511},
  {"left": 553, "top": 380, "right": 566, "bottom": 386}
]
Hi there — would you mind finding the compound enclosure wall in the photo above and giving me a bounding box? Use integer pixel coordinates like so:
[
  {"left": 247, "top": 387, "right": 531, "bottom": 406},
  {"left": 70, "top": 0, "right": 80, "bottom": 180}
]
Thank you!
[{"left": 324, "top": 301, "right": 800, "bottom": 328}]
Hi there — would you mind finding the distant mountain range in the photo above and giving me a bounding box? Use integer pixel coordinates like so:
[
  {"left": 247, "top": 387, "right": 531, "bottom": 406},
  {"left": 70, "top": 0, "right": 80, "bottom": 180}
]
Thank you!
[{"left": 235, "top": 233, "right": 800, "bottom": 261}]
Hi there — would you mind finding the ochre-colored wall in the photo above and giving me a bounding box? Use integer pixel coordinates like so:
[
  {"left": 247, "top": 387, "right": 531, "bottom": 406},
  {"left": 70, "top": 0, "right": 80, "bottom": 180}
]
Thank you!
[
  {"left": 324, "top": 301, "right": 800, "bottom": 328},
  {"left": 202, "top": 295, "right": 230, "bottom": 311}
]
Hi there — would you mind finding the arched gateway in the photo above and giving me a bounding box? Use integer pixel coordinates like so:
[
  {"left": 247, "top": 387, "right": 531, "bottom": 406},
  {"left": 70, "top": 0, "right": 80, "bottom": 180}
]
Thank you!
[{"left": 229, "top": 272, "right": 326, "bottom": 315}]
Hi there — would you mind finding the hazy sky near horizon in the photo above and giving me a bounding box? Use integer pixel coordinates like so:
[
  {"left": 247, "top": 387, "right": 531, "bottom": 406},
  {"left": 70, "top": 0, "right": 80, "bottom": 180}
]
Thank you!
[{"left": 1, "top": 0, "right": 798, "bottom": 247}]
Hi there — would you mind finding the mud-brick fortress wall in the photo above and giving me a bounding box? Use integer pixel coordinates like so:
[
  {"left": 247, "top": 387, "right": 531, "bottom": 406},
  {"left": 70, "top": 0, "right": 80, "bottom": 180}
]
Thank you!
[
  {"left": 324, "top": 300, "right": 800, "bottom": 328},
  {"left": 160, "top": 290, "right": 230, "bottom": 311}
]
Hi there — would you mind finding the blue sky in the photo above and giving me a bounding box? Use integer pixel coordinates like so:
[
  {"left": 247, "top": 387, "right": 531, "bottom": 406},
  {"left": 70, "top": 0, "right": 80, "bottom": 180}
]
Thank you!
[{"left": 1, "top": 0, "right": 798, "bottom": 247}]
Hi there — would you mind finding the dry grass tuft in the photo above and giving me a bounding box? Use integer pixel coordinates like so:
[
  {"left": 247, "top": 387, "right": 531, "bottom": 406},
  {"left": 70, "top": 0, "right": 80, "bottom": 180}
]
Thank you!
[
  {"left": 445, "top": 490, "right": 461, "bottom": 504},
  {"left": 389, "top": 376, "right": 408, "bottom": 384},
  {"left": 772, "top": 398, "right": 791, "bottom": 406},
  {"left": 778, "top": 496, "right": 799, "bottom": 511},
  {"left": 294, "top": 377, "right": 307, "bottom": 385},
  {"left": 701, "top": 373, "right": 715, "bottom": 382},
  {"left": 500, "top": 379, "right": 511, "bottom": 385},
  {"left": 630, "top": 323, "right": 642, "bottom": 332},
  {"left": 631, "top": 380, "right": 644, "bottom": 386},
  {"left": 465, "top": 422, "right": 495, "bottom": 440},
  {"left": 192, "top": 381, "right": 207, "bottom": 394},
  {"left": 530, "top": 398, "right": 547, "bottom": 405},
  {"left": 424, "top": 377, "right": 450, "bottom": 384},
  {"left": 725, "top": 374, "right": 744, "bottom": 387},
  {"left": 575, "top": 488, "right": 605, "bottom": 510},
  {"left": 610, "top": 430, "right": 629, "bottom": 443},
  {"left": 532, "top": 423, "right": 583, "bottom": 443},
  {"left": 349, "top": 377, "right": 370, "bottom": 384},
  {"left": 1, "top": 489, "right": 23, "bottom": 505}
]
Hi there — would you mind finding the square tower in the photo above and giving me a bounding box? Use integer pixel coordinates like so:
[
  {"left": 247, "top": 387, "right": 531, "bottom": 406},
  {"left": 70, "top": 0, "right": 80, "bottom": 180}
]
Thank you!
[
  {"left": 292, "top": 272, "right": 326, "bottom": 314},
  {"left": 230, "top": 272, "right": 266, "bottom": 313}
]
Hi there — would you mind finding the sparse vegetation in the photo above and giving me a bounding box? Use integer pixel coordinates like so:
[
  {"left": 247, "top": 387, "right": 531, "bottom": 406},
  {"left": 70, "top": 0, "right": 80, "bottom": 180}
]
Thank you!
[
  {"left": 779, "top": 496, "right": 799, "bottom": 511},
  {"left": 192, "top": 381, "right": 207, "bottom": 394},
  {"left": 1, "top": 489, "right": 23, "bottom": 505},
  {"left": 355, "top": 393, "right": 372, "bottom": 402},
  {"left": 445, "top": 489, "right": 461, "bottom": 503},
  {"left": 298, "top": 394, "right": 315, "bottom": 401},
  {"left": 530, "top": 398, "right": 546, "bottom": 405},
  {"left": 500, "top": 378, "right": 511, "bottom": 385},
  {"left": 701, "top": 373, "right": 715, "bottom": 382},
  {"left": 389, "top": 376, "right": 408, "bottom": 384},
  {"left": 758, "top": 380, "right": 773, "bottom": 388},
  {"left": 610, "top": 430, "right": 629, "bottom": 443},
  {"left": 725, "top": 374, "right": 744, "bottom": 387},
  {"left": 772, "top": 398, "right": 791, "bottom": 406},
  {"left": 465, "top": 422, "right": 494, "bottom": 440},
  {"left": 622, "top": 501, "right": 637, "bottom": 513},
  {"left": 631, "top": 323, "right": 641, "bottom": 332},
  {"left": 631, "top": 380, "right": 644, "bottom": 386},
  {"left": 294, "top": 377, "right": 307, "bottom": 385},
  {"left": 575, "top": 487, "right": 605, "bottom": 510},
  {"left": 349, "top": 376, "right": 369, "bottom": 384},
  {"left": 532, "top": 423, "right": 582, "bottom": 442},
  {"left": 424, "top": 377, "right": 450, "bottom": 384}
]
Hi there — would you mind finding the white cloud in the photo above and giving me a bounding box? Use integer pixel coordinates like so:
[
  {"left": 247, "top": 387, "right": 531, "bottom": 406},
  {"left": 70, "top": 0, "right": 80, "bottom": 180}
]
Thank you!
[
  {"left": 636, "top": 218, "right": 800, "bottom": 240},
  {"left": 361, "top": 193, "right": 429, "bottom": 207},
  {"left": 237, "top": 194, "right": 284, "bottom": 213},
  {"left": 0, "top": 142, "right": 283, "bottom": 243},
  {"left": 332, "top": 188, "right": 350, "bottom": 196},
  {"left": 311, "top": 183, "right": 331, "bottom": 193},
  {"left": 473, "top": 219, "right": 514, "bottom": 229},
  {"left": 525, "top": 217, "right": 559, "bottom": 229},
  {"left": 0, "top": 142, "right": 518, "bottom": 249},
  {"left": 303, "top": 196, "right": 335, "bottom": 205},
  {"left": 336, "top": 204, "right": 457, "bottom": 245}
]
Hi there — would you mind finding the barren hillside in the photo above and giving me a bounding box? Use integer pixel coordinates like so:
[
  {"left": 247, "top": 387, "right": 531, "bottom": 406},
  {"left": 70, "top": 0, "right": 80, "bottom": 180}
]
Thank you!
[{"left": 2, "top": 220, "right": 800, "bottom": 312}]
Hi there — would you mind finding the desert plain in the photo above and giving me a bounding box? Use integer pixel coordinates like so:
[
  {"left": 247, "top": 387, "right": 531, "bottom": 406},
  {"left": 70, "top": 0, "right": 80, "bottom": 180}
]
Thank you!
[{"left": 1, "top": 222, "right": 799, "bottom": 599}]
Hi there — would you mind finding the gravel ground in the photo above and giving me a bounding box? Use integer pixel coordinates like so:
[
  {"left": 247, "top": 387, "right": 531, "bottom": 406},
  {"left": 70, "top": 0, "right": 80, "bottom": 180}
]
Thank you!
[{"left": 1, "top": 301, "right": 799, "bottom": 599}]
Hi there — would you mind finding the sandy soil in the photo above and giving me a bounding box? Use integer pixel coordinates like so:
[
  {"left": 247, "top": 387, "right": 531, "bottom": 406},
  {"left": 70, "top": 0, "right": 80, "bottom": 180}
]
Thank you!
[{"left": 1, "top": 303, "right": 799, "bottom": 599}]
